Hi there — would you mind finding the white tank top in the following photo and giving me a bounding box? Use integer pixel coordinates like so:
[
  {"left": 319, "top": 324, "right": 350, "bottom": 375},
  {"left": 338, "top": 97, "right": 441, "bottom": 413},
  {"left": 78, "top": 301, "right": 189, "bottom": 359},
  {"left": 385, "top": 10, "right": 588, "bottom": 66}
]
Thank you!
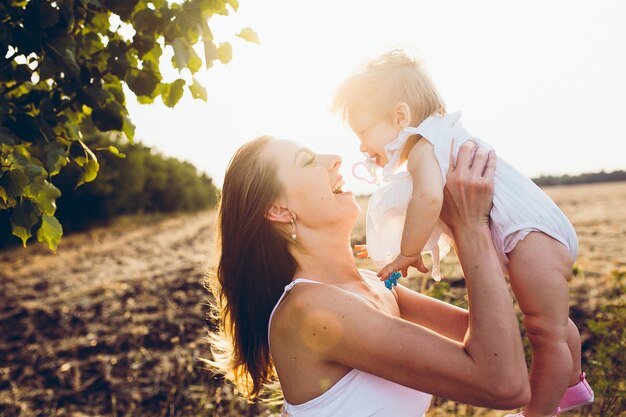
[{"left": 268, "top": 270, "right": 432, "bottom": 417}]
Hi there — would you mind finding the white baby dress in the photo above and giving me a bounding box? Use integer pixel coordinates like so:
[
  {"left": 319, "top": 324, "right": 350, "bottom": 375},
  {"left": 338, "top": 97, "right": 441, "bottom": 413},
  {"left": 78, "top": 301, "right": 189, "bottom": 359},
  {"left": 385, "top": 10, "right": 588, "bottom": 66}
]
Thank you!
[{"left": 365, "top": 112, "right": 578, "bottom": 279}]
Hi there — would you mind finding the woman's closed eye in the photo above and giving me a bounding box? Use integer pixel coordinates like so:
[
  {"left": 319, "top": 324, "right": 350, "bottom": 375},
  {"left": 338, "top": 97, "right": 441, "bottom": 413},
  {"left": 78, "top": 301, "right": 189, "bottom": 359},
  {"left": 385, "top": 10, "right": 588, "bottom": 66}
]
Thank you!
[
  {"left": 294, "top": 148, "right": 317, "bottom": 167},
  {"left": 304, "top": 154, "right": 317, "bottom": 167}
]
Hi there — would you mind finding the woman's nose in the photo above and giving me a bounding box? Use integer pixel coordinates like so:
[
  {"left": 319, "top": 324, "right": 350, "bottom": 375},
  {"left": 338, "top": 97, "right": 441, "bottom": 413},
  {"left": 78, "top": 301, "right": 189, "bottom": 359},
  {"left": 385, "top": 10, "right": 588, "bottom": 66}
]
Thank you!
[{"left": 359, "top": 143, "right": 366, "bottom": 153}]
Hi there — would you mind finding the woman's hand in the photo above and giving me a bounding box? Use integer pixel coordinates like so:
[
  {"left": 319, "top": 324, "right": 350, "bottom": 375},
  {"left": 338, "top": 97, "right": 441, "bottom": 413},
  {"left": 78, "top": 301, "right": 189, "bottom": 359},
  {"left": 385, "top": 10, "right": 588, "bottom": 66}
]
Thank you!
[{"left": 440, "top": 141, "right": 496, "bottom": 234}]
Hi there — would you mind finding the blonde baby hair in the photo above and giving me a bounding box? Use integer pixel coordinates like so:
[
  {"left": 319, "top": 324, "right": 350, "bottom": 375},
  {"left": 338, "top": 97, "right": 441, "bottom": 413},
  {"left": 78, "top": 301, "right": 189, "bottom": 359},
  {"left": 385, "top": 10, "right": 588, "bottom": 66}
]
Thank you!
[{"left": 332, "top": 49, "right": 446, "bottom": 127}]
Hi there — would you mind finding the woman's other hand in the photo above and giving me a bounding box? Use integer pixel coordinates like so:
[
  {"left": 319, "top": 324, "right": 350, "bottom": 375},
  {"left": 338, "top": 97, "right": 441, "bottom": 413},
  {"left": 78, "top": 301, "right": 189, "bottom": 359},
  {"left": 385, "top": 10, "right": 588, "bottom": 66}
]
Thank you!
[{"left": 440, "top": 141, "right": 496, "bottom": 234}]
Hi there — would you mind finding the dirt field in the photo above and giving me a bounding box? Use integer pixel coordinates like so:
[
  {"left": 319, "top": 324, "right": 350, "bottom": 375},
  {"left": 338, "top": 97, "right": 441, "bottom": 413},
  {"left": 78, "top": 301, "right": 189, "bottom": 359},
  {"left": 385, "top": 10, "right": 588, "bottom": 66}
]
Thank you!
[
  {"left": 0, "top": 212, "right": 271, "bottom": 417},
  {"left": 1, "top": 182, "right": 624, "bottom": 416}
]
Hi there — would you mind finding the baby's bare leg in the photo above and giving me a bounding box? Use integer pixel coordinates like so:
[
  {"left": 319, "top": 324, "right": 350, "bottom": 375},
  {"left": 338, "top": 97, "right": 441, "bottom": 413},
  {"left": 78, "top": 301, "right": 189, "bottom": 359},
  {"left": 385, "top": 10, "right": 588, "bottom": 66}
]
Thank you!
[
  {"left": 566, "top": 318, "right": 582, "bottom": 385},
  {"left": 508, "top": 232, "right": 576, "bottom": 417}
]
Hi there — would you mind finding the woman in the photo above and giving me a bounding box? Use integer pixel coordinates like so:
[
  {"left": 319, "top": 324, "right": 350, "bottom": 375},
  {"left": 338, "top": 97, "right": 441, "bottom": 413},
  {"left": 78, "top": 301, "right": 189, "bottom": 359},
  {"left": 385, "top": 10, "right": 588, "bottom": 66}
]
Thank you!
[{"left": 209, "top": 136, "right": 530, "bottom": 416}]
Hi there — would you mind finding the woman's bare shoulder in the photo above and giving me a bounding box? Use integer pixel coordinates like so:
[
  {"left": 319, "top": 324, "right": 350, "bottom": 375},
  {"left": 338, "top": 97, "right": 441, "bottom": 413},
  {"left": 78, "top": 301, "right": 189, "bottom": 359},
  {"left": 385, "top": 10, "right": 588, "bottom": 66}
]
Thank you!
[
  {"left": 281, "top": 280, "right": 371, "bottom": 315},
  {"left": 270, "top": 280, "right": 378, "bottom": 353}
]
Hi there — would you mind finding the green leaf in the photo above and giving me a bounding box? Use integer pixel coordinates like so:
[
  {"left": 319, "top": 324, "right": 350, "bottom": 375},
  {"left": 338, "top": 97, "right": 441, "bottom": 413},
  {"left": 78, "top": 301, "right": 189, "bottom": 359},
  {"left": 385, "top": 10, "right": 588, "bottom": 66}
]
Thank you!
[
  {"left": 105, "top": 80, "right": 126, "bottom": 105},
  {"left": 162, "top": 79, "right": 185, "bottom": 108},
  {"left": 0, "top": 126, "right": 17, "bottom": 146},
  {"left": 65, "top": 122, "right": 81, "bottom": 140},
  {"left": 22, "top": 162, "right": 47, "bottom": 181},
  {"left": 203, "top": 39, "right": 217, "bottom": 68},
  {"left": 143, "top": 43, "right": 163, "bottom": 66},
  {"left": 45, "top": 142, "right": 68, "bottom": 176},
  {"left": 69, "top": 140, "right": 87, "bottom": 166},
  {"left": 92, "top": 106, "right": 124, "bottom": 132},
  {"left": 227, "top": 0, "right": 239, "bottom": 12},
  {"left": 38, "top": 57, "right": 57, "bottom": 81},
  {"left": 136, "top": 94, "right": 155, "bottom": 104},
  {"left": 132, "top": 34, "right": 155, "bottom": 56},
  {"left": 83, "top": 84, "right": 114, "bottom": 108},
  {"left": 39, "top": 1, "right": 60, "bottom": 28},
  {"left": 189, "top": 77, "right": 207, "bottom": 101},
  {"left": 107, "top": 145, "right": 126, "bottom": 158},
  {"left": 201, "top": 19, "right": 214, "bottom": 40},
  {"left": 79, "top": 0, "right": 103, "bottom": 9},
  {"left": 0, "top": 186, "right": 7, "bottom": 203},
  {"left": 217, "top": 42, "right": 232, "bottom": 64},
  {"left": 236, "top": 27, "right": 260, "bottom": 44},
  {"left": 109, "top": 55, "right": 130, "bottom": 79},
  {"left": 36, "top": 214, "right": 63, "bottom": 252},
  {"left": 172, "top": 38, "right": 191, "bottom": 70},
  {"left": 12, "top": 64, "right": 32, "bottom": 83},
  {"left": 23, "top": 179, "right": 61, "bottom": 215},
  {"left": 134, "top": 8, "right": 160, "bottom": 34},
  {"left": 0, "top": 169, "right": 29, "bottom": 198},
  {"left": 127, "top": 70, "right": 160, "bottom": 97},
  {"left": 104, "top": 0, "right": 136, "bottom": 20},
  {"left": 187, "top": 48, "right": 202, "bottom": 74},
  {"left": 10, "top": 199, "right": 41, "bottom": 247},
  {"left": 77, "top": 158, "right": 100, "bottom": 187},
  {"left": 60, "top": 48, "right": 81, "bottom": 77},
  {"left": 180, "top": 14, "right": 201, "bottom": 44},
  {"left": 123, "top": 116, "right": 135, "bottom": 143}
]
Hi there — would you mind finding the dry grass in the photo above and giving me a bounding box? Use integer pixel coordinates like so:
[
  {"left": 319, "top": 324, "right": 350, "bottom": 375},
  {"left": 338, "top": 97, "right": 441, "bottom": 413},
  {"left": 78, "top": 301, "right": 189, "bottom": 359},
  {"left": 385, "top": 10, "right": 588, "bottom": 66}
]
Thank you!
[{"left": 0, "top": 182, "right": 624, "bottom": 416}]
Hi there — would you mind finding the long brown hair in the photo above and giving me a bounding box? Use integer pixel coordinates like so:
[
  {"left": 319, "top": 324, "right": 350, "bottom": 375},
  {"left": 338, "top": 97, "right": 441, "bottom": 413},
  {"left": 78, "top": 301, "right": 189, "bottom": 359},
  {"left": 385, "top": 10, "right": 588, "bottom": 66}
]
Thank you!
[{"left": 207, "top": 136, "right": 296, "bottom": 399}]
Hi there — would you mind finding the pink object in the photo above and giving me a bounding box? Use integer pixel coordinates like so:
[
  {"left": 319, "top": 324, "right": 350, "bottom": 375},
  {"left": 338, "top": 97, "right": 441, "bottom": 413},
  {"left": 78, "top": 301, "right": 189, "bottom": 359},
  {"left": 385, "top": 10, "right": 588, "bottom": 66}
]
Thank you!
[
  {"left": 503, "top": 411, "right": 555, "bottom": 417},
  {"left": 352, "top": 158, "right": 380, "bottom": 185},
  {"left": 503, "top": 372, "right": 594, "bottom": 417},
  {"left": 558, "top": 372, "right": 594, "bottom": 413}
]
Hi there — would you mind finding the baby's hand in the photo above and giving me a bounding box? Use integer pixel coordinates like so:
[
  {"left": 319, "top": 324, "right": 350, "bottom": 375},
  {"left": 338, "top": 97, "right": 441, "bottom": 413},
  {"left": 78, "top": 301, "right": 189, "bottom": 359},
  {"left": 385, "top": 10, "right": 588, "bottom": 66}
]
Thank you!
[
  {"left": 377, "top": 253, "right": 429, "bottom": 281},
  {"left": 354, "top": 244, "right": 369, "bottom": 259}
]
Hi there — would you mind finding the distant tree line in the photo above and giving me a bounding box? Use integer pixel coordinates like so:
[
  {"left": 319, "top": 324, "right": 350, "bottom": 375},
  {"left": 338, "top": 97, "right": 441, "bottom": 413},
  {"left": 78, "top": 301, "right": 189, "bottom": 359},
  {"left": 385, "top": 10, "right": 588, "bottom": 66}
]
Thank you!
[
  {"left": 532, "top": 170, "right": 626, "bottom": 187},
  {"left": 0, "top": 133, "right": 218, "bottom": 248}
]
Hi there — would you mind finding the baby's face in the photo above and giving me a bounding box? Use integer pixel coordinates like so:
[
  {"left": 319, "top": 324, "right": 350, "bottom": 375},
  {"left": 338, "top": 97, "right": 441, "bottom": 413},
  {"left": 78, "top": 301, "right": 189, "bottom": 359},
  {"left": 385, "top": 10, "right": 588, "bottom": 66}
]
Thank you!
[{"left": 349, "top": 112, "right": 400, "bottom": 167}]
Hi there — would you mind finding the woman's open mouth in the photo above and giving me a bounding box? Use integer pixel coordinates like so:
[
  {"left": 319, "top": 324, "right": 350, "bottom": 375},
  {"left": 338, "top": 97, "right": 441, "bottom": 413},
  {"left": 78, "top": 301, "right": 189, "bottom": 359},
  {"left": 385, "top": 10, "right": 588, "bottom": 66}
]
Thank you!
[{"left": 332, "top": 178, "right": 345, "bottom": 194}]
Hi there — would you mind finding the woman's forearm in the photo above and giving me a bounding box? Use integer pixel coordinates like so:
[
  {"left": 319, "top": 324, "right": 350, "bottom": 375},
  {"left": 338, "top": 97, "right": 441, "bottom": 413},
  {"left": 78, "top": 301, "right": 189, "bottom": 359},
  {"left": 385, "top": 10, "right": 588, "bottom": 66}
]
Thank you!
[{"left": 454, "top": 224, "right": 526, "bottom": 378}]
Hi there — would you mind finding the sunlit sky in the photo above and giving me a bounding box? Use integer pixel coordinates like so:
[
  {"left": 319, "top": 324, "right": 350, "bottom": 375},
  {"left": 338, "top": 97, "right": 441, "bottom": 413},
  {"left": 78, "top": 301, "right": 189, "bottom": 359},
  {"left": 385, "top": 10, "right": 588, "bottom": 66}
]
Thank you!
[{"left": 127, "top": 0, "right": 626, "bottom": 195}]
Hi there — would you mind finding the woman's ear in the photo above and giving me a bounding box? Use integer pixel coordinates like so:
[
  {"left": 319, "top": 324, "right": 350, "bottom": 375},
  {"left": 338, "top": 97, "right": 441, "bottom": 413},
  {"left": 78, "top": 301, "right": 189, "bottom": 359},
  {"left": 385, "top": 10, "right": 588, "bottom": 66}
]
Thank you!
[
  {"left": 266, "top": 203, "right": 292, "bottom": 224},
  {"left": 394, "top": 102, "right": 412, "bottom": 129}
]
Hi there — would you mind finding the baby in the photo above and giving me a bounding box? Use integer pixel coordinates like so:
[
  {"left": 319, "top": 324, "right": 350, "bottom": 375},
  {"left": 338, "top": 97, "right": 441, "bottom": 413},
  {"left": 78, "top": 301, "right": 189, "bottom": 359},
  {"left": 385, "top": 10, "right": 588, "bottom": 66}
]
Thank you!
[{"left": 332, "top": 50, "right": 594, "bottom": 417}]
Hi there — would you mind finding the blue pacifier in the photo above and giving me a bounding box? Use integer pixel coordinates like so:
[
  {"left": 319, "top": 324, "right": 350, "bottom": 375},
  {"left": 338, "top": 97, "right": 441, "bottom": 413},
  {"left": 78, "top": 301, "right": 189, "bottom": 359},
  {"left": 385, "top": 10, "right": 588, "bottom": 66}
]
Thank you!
[{"left": 384, "top": 271, "right": 402, "bottom": 290}]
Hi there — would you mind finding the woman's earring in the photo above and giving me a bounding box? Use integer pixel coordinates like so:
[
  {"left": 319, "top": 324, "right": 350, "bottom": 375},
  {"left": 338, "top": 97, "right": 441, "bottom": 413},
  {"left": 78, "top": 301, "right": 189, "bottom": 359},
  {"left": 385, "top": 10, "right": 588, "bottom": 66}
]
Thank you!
[{"left": 290, "top": 216, "right": 297, "bottom": 241}]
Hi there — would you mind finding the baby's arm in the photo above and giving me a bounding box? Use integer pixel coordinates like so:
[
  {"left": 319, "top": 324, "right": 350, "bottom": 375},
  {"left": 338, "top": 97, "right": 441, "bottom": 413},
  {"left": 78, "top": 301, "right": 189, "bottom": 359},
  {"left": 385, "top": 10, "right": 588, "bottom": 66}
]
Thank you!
[{"left": 378, "top": 140, "right": 443, "bottom": 280}]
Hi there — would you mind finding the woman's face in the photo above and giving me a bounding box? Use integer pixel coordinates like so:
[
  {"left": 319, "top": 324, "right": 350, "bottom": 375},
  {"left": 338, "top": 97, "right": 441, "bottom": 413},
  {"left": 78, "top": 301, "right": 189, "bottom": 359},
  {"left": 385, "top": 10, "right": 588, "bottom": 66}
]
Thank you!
[{"left": 262, "top": 139, "right": 361, "bottom": 233}]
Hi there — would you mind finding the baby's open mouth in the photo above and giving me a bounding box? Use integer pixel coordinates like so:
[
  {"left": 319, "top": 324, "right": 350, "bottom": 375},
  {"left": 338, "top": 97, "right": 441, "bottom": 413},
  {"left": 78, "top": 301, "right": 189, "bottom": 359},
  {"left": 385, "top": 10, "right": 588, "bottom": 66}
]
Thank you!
[{"left": 366, "top": 153, "right": 381, "bottom": 167}]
